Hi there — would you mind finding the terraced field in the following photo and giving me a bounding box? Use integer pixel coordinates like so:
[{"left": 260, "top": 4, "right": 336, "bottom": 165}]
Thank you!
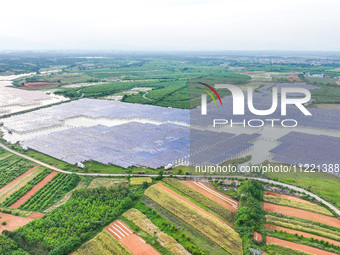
[{"left": 145, "top": 183, "right": 243, "bottom": 255}]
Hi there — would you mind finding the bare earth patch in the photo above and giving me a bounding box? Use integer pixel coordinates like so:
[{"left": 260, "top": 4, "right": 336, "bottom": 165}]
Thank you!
[
  {"left": 105, "top": 220, "right": 160, "bottom": 255},
  {"left": 0, "top": 212, "right": 33, "bottom": 232}
]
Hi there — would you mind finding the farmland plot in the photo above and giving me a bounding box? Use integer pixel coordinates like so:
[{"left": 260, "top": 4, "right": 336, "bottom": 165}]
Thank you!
[
  {"left": 145, "top": 184, "right": 243, "bottom": 255},
  {"left": 263, "top": 202, "right": 340, "bottom": 228},
  {"left": 123, "top": 208, "right": 190, "bottom": 255}
]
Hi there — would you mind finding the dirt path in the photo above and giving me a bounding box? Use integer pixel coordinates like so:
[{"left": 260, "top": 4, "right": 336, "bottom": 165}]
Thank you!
[
  {"left": 0, "top": 212, "right": 33, "bottom": 233},
  {"left": 105, "top": 220, "right": 160, "bottom": 255},
  {"left": 9, "top": 171, "right": 58, "bottom": 209},
  {"left": 264, "top": 191, "right": 314, "bottom": 204},
  {"left": 181, "top": 181, "right": 238, "bottom": 212},
  {"left": 263, "top": 202, "right": 340, "bottom": 228},
  {"left": 267, "top": 236, "right": 337, "bottom": 255},
  {"left": 156, "top": 183, "right": 234, "bottom": 229},
  {"left": 266, "top": 224, "right": 340, "bottom": 246}
]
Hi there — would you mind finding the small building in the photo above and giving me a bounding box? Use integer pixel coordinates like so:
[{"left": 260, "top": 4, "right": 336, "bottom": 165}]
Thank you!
[
  {"left": 164, "top": 163, "right": 173, "bottom": 170},
  {"left": 312, "top": 73, "right": 324, "bottom": 77},
  {"left": 77, "top": 162, "right": 85, "bottom": 169}
]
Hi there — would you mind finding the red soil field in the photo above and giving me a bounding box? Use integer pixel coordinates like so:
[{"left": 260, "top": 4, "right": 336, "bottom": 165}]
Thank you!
[
  {"left": 105, "top": 220, "right": 160, "bottom": 255},
  {"left": 0, "top": 212, "right": 33, "bottom": 233},
  {"left": 263, "top": 202, "right": 340, "bottom": 228},
  {"left": 181, "top": 181, "right": 238, "bottom": 212},
  {"left": 20, "top": 82, "right": 59, "bottom": 90},
  {"left": 28, "top": 212, "right": 44, "bottom": 219},
  {"left": 156, "top": 183, "right": 234, "bottom": 229},
  {"left": 263, "top": 191, "right": 313, "bottom": 204},
  {"left": 0, "top": 166, "right": 39, "bottom": 194},
  {"left": 254, "top": 231, "right": 263, "bottom": 242},
  {"left": 9, "top": 171, "right": 58, "bottom": 209},
  {"left": 266, "top": 224, "right": 340, "bottom": 247},
  {"left": 267, "top": 236, "right": 337, "bottom": 255}
]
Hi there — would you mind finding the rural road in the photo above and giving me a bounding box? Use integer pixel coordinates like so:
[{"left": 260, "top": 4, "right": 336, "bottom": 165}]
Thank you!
[{"left": 1, "top": 142, "right": 339, "bottom": 216}]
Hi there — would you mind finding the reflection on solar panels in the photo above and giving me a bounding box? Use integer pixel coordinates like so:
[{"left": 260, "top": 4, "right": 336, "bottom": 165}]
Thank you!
[
  {"left": 270, "top": 131, "right": 340, "bottom": 177},
  {"left": 189, "top": 130, "right": 260, "bottom": 165},
  {"left": 2, "top": 99, "right": 190, "bottom": 133},
  {"left": 21, "top": 122, "right": 190, "bottom": 169}
]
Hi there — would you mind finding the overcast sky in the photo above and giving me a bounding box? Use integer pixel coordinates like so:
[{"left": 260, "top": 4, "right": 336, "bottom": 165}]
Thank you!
[{"left": 0, "top": 0, "right": 339, "bottom": 51}]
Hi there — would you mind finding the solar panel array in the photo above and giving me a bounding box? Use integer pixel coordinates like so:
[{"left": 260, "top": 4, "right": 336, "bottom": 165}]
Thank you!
[
  {"left": 2, "top": 99, "right": 190, "bottom": 133},
  {"left": 188, "top": 130, "right": 260, "bottom": 165},
  {"left": 270, "top": 131, "right": 340, "bottom": 175},
  {"left": 21, "top": 122, "right": 190, "bottom": 169}
]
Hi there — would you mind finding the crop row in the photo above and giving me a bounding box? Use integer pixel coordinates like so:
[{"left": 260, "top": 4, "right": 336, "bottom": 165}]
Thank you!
[
  {"left": 266, "top": 243, "right": 314, "bottom": 255},
  {"left": 75, "top": 230, "right": 131, "bottom": 255},
  {"left": 163, "top": 178, "right": 234, "bottom": 222},
  {"left": 20, "top": 173, "right": 81, "bottom": 212},
  {"left": 268, "top": 230, "right": 340, "bottom": 254},
  {"left": 145, "top": 184, "right": 242, "bottom": 255},
  {"left": 135, "top": 200, "right": 205, "bottom": 255},
  {"left": 0, "top": 157, "right": 35, "bottom": 189},
  {"left": 123, "top": 208, "right": 188, "bottom": 255},
  {"left": 129, "top": 177, "right": 152, "bottom": 186},
  {"left": 264, "top": 194, "right": 333, "bottom": 216},
  {"left": 5, "top": 185, "right": 144, "bottom": 254},
  {"left": 265, "top": 215, "right": 340, "bottom": 242},
  {"left": 2, "top": 169, "right": 51, "bottom": 207}
]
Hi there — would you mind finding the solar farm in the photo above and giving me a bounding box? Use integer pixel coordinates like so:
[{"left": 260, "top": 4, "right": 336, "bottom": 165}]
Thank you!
[
  {"left": 1, "top": 82, "right": 340, "bottom": 171},
  {"left": 270, "top": 131, "right": 340, "bottom": 176}
]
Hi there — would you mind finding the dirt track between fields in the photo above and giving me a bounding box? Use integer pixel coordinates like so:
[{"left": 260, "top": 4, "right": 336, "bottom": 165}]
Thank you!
[
  {"left": 267, "top": 236, "right": 337, "bottom": 255},
  {"left": 9, "top": 171, "right": 58, "bottom": 209},
  {"left": 156, "top": 183, "right": 234, "bottom": 229},
  {"left": 263, "top": 202, "right": 340, "bottom": 228},
  {"left": 0, "top": 212, "right": 33, "bottom": 233},
  {"left": 181, "top": 181, "right": 238, "bottom": 212},
  {"left": 266, "top": 224, "right": 340, "bottom": 247},
  {"left": 263, "top": 191, "right": 313, "bottom": 204}
]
